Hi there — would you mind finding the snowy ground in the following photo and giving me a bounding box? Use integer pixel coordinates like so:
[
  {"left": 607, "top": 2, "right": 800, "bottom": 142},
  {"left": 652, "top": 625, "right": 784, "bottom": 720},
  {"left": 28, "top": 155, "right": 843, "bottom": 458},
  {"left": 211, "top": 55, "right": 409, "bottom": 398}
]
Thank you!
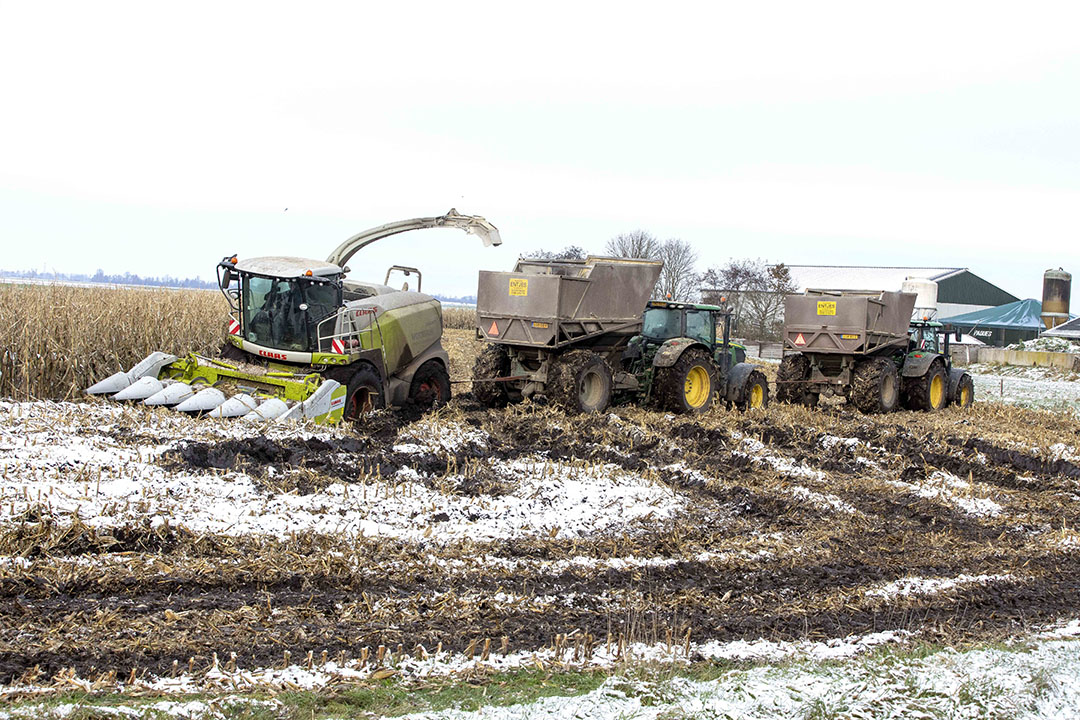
[{"left": 967, "top": 363, "right": 1080, "bottom": 411}]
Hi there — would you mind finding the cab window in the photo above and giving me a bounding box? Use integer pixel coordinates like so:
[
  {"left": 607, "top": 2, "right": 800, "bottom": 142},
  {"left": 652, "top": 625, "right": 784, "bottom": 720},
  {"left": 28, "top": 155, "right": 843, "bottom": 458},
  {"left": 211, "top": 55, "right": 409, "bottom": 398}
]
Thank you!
[{"left": 685, "top": 310, "right": 714, "bottom": 345}]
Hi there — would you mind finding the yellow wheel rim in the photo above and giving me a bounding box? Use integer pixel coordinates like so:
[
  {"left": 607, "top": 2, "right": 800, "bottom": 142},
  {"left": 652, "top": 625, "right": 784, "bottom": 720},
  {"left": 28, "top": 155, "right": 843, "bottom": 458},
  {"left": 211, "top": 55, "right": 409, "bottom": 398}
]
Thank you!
[
  {"left": 930, "top": 374, "right": 944, "bottom": 409},
  {"left": 750, "top": 383, "right": 764, "bottom": 408},
  {"left": 960, "top": 385, "right": 971, "bottom": 407},
  {"left": 684, "top": 365, "right": 711, "bottom": 408}
]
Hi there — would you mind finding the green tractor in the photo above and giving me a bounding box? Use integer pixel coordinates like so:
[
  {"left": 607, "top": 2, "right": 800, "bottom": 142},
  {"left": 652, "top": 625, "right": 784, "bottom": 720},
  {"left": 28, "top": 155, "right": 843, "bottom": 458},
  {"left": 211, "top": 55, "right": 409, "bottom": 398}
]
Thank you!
[{"left": 622, "top": 300, "right": 769, "bottom": 413}]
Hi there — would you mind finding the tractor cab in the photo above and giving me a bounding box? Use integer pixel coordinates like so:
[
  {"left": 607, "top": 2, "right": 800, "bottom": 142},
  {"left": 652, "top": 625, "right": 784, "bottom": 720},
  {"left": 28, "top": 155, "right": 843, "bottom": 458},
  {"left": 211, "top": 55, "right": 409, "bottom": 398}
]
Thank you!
[{"left": 908, "top": 320, "right": 945, "bottom": 354}]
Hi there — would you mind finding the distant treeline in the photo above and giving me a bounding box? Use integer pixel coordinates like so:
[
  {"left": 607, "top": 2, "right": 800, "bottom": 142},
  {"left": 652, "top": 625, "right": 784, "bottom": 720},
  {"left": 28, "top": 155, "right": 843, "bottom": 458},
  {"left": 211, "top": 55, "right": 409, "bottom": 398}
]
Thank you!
[{"left": 0, "top": 268, "right": 218, "bottom": 289}]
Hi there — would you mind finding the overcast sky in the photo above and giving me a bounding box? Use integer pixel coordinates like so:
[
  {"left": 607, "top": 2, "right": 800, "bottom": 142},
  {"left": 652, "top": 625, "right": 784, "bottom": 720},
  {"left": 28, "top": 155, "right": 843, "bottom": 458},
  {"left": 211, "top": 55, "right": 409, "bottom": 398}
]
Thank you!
[{"left": 2, "top": 1, "right": 1079, "bottom": 300}]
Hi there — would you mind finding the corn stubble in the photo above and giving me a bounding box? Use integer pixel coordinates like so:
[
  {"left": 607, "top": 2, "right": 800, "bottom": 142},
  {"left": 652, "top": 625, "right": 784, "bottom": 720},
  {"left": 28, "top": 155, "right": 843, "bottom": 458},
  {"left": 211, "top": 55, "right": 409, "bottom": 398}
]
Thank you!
[{"left": 0, "top": 284, "right": 229, "bottom": 400}]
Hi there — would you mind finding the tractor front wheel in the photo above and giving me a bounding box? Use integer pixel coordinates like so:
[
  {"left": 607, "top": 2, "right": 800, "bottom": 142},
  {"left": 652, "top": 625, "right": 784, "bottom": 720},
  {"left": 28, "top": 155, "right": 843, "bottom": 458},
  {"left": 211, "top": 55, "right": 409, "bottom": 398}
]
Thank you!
[
  {"left": 954, "top": 373, "right": 975, "bottom": 408},
  {"left": 851, "top": 357, "right": 899, "bottom": 413},
  {"left": 548, "top": 350, "right": 613, "bottom": 414},
  {"left": 737, "top": 369, "right": 770, "bottom": 411},
  {"left": 656, "top": 348, "right": 717, "bottom": 414}
]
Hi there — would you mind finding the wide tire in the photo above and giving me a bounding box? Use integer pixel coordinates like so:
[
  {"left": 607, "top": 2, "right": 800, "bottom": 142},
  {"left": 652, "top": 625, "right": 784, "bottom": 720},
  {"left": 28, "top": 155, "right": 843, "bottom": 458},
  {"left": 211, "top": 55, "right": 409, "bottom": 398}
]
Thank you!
[
  {"left": 954, "top": 373, "right": 975, "bottom": 408},
  {"left": 904, "top": 362, "right": 948, "bottom": 411},
  {"left": 548, "top": 350, "right": 613, "bottom": 414},
  {"left": 409, "top": 360, "right": 451, "bottom": 409},
  {"left": 471, "top": 344, "right": 511, "bottom": 407},
  {"left": 737, "top": 369, "right": 770, "bottom": 411},
  {"left": 344, "top": 365, "right": 385, "bottom": 419},
  {"left": 656, "top": 348, "right": 717, "bottom": 414},
  {"left": 777, "top": 353, "right": 812, "bottom": 404},
  {"left": 851, "top": 357, "right": 899, "bottom": 414}
]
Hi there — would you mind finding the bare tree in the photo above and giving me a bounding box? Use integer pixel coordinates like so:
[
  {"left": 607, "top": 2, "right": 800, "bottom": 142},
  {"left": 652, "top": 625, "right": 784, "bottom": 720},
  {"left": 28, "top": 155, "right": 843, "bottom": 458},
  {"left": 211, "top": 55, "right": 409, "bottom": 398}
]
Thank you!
[
  {"left": 605, "top": 230, "right": 662, "bottom": 260},
  {"left": 702, "top": 260, "right": 796, "bottom": 340},
  {"left": 521, "top": 246, "right": 587, "bottom": 260},
  {"left": 656, "top": 239, "right": 699, "bottom": 302}
]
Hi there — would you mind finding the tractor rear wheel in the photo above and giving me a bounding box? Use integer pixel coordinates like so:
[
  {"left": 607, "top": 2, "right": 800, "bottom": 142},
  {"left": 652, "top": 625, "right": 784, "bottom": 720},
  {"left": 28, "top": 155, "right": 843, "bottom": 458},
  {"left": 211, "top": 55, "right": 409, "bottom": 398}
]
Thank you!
[
  {"left": 656, "top": 348, "right": 717, "bottom": 414},
  {"left": 851, "top": 357, "right": 899, "bottom": 413},
  {"left": 472, "top": 344, "right": 511, "bottom": 407},
  {"left": 409, "top": 360, "right": 451, "bottom": 409},
  {"left": 904, "top": 362, "right": 948, "bottom": 411},
  {"left": 548, "top": 350, "right": 613, "bottom": 414},
  {"left": 954, "top": 373, "right": 975, "bottom": 408},
  {"left": 344, "top": 365, "right": 385, "bottom": 419},
  {"left": 737, "top": 369, "right": 770, "bottom": 411},
  {"left": 777, "top": 353, "right": 814, "bottom": 404}
]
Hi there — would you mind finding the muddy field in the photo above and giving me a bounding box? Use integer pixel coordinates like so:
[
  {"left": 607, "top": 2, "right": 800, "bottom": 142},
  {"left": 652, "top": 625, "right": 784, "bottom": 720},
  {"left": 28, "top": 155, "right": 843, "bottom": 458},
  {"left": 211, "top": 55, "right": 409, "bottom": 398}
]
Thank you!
[{"left": 1, "top": 332, "right": 1079, "bottom": 692}]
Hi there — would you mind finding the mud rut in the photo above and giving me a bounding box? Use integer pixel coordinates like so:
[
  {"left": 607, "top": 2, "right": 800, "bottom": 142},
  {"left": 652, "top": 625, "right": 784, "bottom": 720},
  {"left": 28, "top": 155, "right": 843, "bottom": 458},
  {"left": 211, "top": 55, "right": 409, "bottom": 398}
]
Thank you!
[{"left": 2, "top": 399, "right": 1080, "bottom": 683}]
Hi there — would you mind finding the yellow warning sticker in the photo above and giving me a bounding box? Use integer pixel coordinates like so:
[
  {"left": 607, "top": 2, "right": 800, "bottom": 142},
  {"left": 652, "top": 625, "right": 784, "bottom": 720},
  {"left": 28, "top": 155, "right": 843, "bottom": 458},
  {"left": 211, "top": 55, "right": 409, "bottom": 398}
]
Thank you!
[
  {"left": 509, "top": 278, "right": 528, "bottom": 296},
  {"left": 841, "top": 334, "right": 859, "bottom": 340},
  {"left": 532, "top": 321, "right": 549, "bottom": 329},
  {"left": 816, "top": 301, "right": 837, "bottom": 316}
]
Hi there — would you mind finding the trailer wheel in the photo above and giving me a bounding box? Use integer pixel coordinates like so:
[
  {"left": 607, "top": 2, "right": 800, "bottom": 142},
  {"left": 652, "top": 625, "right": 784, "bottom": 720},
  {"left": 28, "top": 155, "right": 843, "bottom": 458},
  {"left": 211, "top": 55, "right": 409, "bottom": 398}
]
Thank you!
[
  {"left": 851, "top": 357, "right": 899, "bottom": 414},
  {"left": 549, "top": 350, "right": 613, "bottom": 414},
  {"left": 737, "top": 369, "right": 770, "bottom": 411},
  {"left": 657, "top": 348, "right": 717, "bottom": 414},
  {"left": 472, "top": 344, "right": 511, "bottom": 407},
  {"left": 409, "top": 360, "right": 451, "bottom": 409},
  {"left": 344, "top": 365, "right": 385, "bottom": 419},
  {"left": 954, "top": 373, "right": 975, "bottom": 408},
  {"left": 904, "top": 362, "right": 948, "bottom": 411},
  {"left": 777, "top": 353, "right": 813, "bottom": 404}
]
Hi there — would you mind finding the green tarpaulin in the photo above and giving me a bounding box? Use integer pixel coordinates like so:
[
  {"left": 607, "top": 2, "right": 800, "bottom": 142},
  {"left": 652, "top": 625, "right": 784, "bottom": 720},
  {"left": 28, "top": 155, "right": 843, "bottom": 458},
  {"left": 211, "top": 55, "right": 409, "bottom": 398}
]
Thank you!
[{"left": 938, "top": 298, "right": 1046, "bottom": 330}]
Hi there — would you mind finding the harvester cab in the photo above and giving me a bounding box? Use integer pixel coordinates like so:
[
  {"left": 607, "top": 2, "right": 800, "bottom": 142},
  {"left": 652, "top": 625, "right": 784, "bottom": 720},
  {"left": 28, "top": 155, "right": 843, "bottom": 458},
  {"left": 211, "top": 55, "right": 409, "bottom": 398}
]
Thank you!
[{"left": 88, "top": 209, "right": 501, "bottom": 424}]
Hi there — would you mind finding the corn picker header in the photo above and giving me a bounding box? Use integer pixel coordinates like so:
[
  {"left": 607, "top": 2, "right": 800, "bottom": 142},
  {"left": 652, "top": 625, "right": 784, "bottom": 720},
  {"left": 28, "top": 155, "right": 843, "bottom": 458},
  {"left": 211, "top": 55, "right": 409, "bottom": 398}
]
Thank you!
[{"left": 87, "top": 209, "right": 501, "bottom": 423}]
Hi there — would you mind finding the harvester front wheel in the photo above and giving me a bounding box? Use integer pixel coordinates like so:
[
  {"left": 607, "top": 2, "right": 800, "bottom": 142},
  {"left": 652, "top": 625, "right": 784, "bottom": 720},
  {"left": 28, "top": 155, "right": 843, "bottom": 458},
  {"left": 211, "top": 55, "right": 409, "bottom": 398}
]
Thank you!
[
  {"left": 472, "top": 344, "right": 511, "bottom": 407},
  {"left": 548, "top": 350, "right": 613, "bottom": 414},
  {"left": 409, "top": 360, "right": 452, "bottom": 409},
  {"left": 344, "top": 365, "right": 385, "bottom": 419},
  {"left": 904, "top": 362, "right": 947, "bottom": 412},
  {"left": 851, "top": 357, "right": 899, "bottom": 414},
  {"left": 777, "top": 353, "right": 814, "bottom": 404},
  {"left": 657, "top": 348, "right": 717, "bottom": 414}
]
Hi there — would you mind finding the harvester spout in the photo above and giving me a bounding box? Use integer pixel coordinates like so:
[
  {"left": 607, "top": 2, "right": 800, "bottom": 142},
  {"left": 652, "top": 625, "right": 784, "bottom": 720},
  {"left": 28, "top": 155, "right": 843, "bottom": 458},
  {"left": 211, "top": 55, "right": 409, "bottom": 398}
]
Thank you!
[{"left": 325, "top": 208, "right": 502, "bottom": 270}]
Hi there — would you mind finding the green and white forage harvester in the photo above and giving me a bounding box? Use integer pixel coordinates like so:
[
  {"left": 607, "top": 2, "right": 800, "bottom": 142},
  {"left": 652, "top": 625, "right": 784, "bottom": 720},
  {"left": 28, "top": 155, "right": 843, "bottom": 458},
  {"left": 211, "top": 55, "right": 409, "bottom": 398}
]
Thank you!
[{"left": 86, "top": 209, "right": 501, "bottom": 423}]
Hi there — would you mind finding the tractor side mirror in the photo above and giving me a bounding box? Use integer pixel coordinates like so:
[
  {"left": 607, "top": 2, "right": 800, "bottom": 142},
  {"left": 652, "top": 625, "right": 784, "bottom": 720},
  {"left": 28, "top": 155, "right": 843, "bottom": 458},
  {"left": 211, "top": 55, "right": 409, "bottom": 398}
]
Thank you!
[
  {"left": 955, "top": 329, "right": 962, "bottom": 342},
  {"left": 219, "top": 267, "right": 233, "bottom": 289},
  {"left": 226, "top": 288, "right": 239, "bottom": 304}
]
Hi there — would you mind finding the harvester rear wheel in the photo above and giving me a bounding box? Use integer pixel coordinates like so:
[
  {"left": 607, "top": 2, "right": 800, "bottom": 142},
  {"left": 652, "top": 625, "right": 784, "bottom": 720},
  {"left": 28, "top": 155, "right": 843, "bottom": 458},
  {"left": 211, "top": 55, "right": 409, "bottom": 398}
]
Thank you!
[
  {"left": 656, "top": 348, "right": 717, "bottom": 414},
  {"left": 472, "top": 344, "right": 511, "bottom": 407},
  {"left": 851, "top": 357, "right": 899, "bottom": 414},
  {"left": 344, "top": 365, "right": 384, "bottom": 419},
  {"left": 548, "top": 350, "right": 613, "bottom": 414},
  {"left": 903, "top": 362, "right": 947, "bottom": 412},
  {"left": 737, "top": 369, "right": 770, "bottom": 411},
  {"left": 954, "top": 373, "right": 975, "bottom": 408},
  {"left": 409, "top": 360, "right": 451, "bottom": 409},
  {"left": 777, "top": 353, "right": 814, "bottom": 404}
]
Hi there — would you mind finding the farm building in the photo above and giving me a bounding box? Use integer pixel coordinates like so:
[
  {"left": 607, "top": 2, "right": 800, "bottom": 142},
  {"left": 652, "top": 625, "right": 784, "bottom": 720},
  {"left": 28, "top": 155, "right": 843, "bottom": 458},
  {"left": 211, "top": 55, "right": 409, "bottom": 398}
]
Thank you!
[
  {"left": 785, "top": 266, "right": 1019, "bottom": 319},
  {"left": 1042, "top": 315, "right": 1080, "bottom": 340},
  {"left": 936, "top": 298, "right": 1045, "bottom": 346}
]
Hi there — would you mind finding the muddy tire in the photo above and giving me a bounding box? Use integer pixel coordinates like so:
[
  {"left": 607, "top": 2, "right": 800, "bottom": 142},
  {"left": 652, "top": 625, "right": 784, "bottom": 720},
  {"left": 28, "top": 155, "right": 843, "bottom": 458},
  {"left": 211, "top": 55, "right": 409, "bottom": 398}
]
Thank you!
[
  {"left": 344, "top": 365, "right": 384, "bottom": 419},
  {"left": 851, "top": 357, "right": 899, "bottom": 414},
  {"left": 777, "top": 353, "right": 816, "bottom": 405},
  {"left": 472, "top": 344, "right": 511, "bottom": 407},
  {"left": 408, "top": 360, "right": 451, "bottom": 410},
  {"left": 737, "top": 369, "right": 770, "bottom": 411},
  {"left": 904, "top": 361, "right": 948, "bottom": 411},
  {"left": 656, "top": 348, "right": 717, "bottom": 414},
  {"left": 953, "top": 373, "right": 975, "bottom": 408},
  {"left": 547, "top": 350, "right": 613, "bottom": 414}
]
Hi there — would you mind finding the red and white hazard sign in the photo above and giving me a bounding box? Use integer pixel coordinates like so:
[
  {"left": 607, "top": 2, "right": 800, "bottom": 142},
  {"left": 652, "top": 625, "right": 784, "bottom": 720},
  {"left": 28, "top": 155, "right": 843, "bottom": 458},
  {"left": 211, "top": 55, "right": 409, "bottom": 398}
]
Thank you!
[
  {"left": 228, "top": 318, "right": 240, "bottom": 335},
  {"left": 794, "top": 333, "right": 806, "bottom": 346},
  {"left": 331, "top": 338, "right": 346, "bottom": 354}
]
